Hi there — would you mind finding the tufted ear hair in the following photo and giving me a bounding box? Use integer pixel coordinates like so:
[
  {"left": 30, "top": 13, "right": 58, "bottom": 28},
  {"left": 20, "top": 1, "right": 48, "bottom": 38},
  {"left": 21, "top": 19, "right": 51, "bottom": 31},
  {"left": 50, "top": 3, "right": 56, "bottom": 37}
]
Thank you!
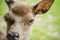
[
  {"left": 5, "top": 0, "right": 15, "bottom": 8},
  {"left": 33, "top": 0, "right": 54, "bottom": 15}
]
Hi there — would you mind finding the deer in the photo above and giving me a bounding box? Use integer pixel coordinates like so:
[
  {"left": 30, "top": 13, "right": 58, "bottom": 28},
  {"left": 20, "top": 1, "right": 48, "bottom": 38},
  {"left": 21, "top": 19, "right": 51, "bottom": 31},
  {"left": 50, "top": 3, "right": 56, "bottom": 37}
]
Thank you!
[{"left": 0, "top": 0, "right": 54, "bottom": 40}]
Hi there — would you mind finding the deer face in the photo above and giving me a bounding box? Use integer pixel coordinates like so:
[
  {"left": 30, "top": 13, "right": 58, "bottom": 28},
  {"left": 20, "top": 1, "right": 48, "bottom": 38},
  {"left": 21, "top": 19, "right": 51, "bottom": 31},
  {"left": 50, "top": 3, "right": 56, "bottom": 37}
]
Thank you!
[{"left": 4, "top": 0, "right": 54, "bottom": 40}]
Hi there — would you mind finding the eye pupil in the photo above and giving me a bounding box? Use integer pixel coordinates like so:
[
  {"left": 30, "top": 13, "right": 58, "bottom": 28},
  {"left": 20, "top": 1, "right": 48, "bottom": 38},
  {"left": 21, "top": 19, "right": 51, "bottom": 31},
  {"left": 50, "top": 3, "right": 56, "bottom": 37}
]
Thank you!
[{"left": 29, "top": 19, "right": 34, "bottom": 24}]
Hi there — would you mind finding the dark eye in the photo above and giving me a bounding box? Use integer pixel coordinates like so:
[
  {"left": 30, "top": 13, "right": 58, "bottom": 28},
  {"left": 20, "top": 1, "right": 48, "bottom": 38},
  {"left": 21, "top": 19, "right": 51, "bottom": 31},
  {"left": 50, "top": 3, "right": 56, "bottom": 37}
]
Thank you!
[
  {"left": 4, "top": 14, "right": 15, "bottom": 25},
  {"left": 29, "top": 19, "right": 34, "bottom": 25}
]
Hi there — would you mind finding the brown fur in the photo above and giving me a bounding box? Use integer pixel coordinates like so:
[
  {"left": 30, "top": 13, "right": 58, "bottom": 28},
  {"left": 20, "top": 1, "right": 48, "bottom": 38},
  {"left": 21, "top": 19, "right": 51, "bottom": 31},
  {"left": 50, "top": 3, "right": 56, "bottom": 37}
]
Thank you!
[
  {"left": 11, "top": 4, "right": 32, "bottom": 16},
  {"left": 0, "top": 0, "right": 54, "bottom": 40}
]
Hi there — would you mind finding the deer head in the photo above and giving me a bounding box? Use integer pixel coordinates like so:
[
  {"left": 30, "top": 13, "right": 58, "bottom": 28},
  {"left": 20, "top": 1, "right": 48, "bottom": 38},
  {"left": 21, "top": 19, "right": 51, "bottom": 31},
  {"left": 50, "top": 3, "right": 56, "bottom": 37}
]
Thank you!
[{"left": 4, "top": 0, "right": 54, "bottom": 40}]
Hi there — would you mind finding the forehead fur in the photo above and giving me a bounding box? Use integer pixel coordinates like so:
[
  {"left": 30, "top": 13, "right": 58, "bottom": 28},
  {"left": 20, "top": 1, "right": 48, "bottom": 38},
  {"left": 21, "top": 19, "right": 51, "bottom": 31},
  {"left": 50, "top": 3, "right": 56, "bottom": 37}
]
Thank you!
[{"left": 11, "top": 3, "right": 32, "bottom": 16}]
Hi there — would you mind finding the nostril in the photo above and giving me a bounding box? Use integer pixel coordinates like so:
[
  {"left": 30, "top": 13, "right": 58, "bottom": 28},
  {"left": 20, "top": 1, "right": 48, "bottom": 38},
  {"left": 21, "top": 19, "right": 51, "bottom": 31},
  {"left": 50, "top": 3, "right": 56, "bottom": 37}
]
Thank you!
[
  {"left": 13, "top": 32, "right": 19, "bottom": 40},
  {"left": 7, "top": 32, "right": 14, "bottom": 36},
  {"left": 7, "top": 32, "right": 13, "bottom": 40},
  {"left": 14, "top": 32, "right": 19, "bottom": 38},
  {"left": 7, "top": 32, "right": 19, "bottom": 40}
]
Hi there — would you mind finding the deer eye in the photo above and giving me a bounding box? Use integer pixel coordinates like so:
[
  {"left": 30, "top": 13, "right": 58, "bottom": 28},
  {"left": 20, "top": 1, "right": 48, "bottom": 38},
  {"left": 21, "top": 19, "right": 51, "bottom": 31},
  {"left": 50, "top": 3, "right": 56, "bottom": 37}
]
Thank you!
[
  {"left": 4, "top": 14, "right": 15, "bottom": 26},
  {"left": 29, "top": 19, "right": 34, "bottom": 25}
]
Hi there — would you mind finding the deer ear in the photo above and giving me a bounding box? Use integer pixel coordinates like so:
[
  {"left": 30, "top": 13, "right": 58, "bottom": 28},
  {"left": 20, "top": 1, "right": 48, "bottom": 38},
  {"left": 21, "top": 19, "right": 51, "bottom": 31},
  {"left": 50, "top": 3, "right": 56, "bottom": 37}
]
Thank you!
[
  {"left": 33, "top": 0, "right": 54, "bottom": 15},
  {"left": 5, "top": 0, "right": 14, "bottom": 8}
]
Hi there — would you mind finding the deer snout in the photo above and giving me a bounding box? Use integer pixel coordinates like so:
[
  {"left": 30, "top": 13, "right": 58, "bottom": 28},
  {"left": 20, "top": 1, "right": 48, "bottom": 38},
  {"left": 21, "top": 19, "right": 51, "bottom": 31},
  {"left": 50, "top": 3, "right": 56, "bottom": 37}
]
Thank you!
[{"left": 7, "top": 32, "right": 19, "bottom": 40}]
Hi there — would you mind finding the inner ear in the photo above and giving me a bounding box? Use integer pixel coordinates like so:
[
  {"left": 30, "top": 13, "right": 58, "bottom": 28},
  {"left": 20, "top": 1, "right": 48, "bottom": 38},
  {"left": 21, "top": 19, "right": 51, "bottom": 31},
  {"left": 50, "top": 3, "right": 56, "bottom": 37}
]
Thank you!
[{"left": 33, "top": 0, "right": 54, "bottom": 15}]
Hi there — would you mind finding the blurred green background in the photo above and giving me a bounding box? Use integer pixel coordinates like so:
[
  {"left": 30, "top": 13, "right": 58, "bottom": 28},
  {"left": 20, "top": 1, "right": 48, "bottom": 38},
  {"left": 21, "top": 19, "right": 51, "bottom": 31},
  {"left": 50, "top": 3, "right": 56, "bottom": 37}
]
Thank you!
[{"left": 0, "top": 0, "right": 60, "bottom": 40}]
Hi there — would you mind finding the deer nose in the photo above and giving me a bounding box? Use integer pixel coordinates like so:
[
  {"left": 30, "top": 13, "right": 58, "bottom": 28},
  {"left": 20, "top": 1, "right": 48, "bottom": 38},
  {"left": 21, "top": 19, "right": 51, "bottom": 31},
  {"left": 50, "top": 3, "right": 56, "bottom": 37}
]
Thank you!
[{"left": 7, "top": 32, "right": 19, "bottom": 40}]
